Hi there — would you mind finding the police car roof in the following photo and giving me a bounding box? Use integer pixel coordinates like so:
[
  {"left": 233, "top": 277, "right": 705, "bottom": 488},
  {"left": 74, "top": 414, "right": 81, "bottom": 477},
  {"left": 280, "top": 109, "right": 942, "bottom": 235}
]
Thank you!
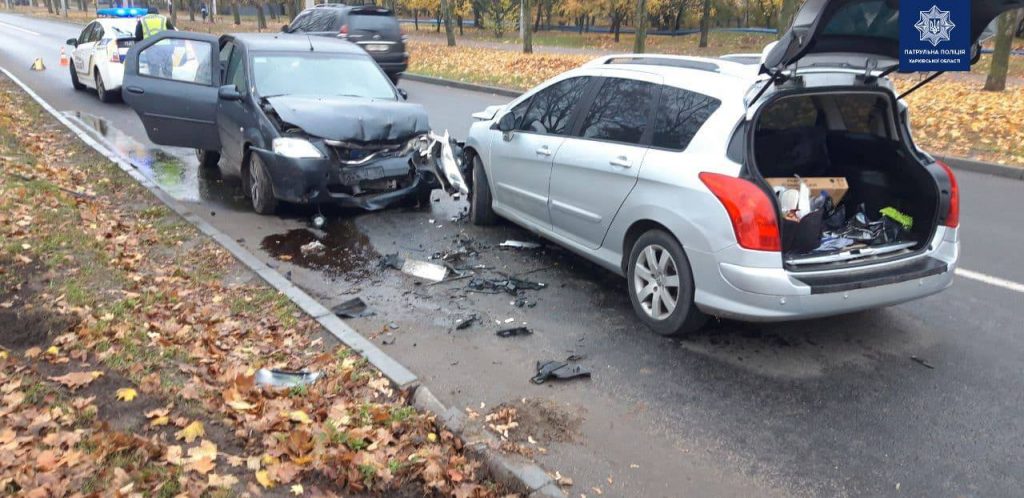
[{"left": 227, "top": 33, "right": 366, "bottom": 55}]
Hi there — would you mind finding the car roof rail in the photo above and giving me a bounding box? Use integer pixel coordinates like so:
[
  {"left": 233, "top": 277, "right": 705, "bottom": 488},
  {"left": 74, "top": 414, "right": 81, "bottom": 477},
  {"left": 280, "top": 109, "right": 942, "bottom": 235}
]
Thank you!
[
  {"left": 587, "top": 53, "right": 753, "bottom": 78},
  {"left": 314, "top": 2, "right": 346, "bottom": 7}
]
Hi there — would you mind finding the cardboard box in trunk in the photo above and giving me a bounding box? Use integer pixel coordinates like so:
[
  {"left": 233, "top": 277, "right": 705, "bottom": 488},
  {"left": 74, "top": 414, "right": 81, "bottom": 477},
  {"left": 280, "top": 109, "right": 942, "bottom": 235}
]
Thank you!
[{"left": 766, "top": 177, "right": 849, "bottom": 204}]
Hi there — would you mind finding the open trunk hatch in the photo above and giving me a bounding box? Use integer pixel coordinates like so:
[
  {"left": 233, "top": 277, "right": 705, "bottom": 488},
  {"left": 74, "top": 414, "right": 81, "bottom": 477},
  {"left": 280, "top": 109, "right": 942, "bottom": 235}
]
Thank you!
[
  {"left": 748, "top": 89, "right": 945, "bottom": 270},
  {"left": 763, "top": 0, "right": 1024, "bottom": 74}
]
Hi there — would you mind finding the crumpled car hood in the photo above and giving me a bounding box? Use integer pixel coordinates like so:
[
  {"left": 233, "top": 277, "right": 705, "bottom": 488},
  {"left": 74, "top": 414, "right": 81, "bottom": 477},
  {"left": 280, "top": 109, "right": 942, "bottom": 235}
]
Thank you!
[{"left": 265, "top": 95, "right": 431, "bottom": 143}]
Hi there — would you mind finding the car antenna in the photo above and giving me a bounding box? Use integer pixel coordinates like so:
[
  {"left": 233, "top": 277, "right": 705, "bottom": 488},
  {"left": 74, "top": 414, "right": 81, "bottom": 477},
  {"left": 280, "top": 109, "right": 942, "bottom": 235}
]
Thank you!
[{"left": 306, "top": 34, "right": 314, "bottom": 52}]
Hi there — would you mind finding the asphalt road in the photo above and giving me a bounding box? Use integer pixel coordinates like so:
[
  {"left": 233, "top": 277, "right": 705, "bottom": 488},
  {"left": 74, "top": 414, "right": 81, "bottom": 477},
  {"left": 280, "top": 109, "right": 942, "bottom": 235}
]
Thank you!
[{"left": 3, "top": 12, "right": 1024, "bottom": 498}]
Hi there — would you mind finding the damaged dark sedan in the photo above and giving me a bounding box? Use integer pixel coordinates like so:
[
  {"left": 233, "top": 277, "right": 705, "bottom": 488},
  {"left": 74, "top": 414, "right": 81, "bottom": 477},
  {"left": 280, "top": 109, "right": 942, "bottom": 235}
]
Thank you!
[{"left": 121, "top": 32, "right": 464, "bottom": 214}]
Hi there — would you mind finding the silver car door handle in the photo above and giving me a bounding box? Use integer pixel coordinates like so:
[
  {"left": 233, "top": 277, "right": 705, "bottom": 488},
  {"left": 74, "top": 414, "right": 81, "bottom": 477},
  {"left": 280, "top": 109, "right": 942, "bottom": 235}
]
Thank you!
[
  {"left": 610, "top": 156, "right": 633, "bottom": 168},
  {"left": 536, "top": 146, "right": 552, "bottom": 157}
]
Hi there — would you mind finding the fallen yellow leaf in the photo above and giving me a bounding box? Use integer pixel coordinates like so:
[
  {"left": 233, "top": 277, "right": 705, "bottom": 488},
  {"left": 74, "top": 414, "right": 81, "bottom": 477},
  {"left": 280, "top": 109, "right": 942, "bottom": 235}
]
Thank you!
[
  {"left": 176, "top": 421, "right": 205, "bottom": 443},
  {"left": 288, "top": 410, "right": 311, "bottom": 424},
  {"left": 150, "top": 416, "right": 170, "bottom": 427},
  {"left": 115, "top": 387, "right": 137, "bottom": 402},
  {"left": 227, "top": 400, "right": 256, "bottom": 411},
  {"left": 256, "top": 469, "right": 274, "bottom": 488},
  {"left": 291, "top": 483, "right": 304, "bottom": 495},
  {"left": 45, "top": 346, "right": 59, "bottom": 356}
]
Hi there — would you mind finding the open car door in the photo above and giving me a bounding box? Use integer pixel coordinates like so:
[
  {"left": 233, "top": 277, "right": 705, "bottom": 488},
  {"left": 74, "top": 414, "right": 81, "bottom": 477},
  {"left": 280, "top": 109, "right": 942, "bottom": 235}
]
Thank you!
[
  {"left": 763, "top": 0, "right": 1024, "bottom": 74},
  {"left": 122, "top": 31, "right": 221, "bottom": 151}
]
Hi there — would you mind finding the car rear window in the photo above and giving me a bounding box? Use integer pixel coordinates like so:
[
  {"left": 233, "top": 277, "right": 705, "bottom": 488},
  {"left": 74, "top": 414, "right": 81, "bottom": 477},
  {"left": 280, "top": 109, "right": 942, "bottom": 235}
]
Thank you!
[
  {"left": 651, "top": 86, "right": 721, "bottom": 151},
  {"left": 821, "top": 0, "right": 899, "bottom": 41},
  {"left": 349, "top": 12, "right": 400, "bottom": 37}
]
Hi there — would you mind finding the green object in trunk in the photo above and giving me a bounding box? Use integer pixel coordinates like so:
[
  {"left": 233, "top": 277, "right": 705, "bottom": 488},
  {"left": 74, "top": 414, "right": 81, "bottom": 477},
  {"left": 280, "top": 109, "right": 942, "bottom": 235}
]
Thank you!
[{"left": 880, "top": 207, "right": 913, "bottom": 230}]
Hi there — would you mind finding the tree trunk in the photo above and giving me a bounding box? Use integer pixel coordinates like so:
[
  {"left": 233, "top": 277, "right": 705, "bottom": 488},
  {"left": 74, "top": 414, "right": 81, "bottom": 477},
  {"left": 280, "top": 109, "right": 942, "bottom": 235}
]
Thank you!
[
  {"left": 699, "top": 0, "right": 711, "bottom": 47},
  {"left": 268, "top": 0, "right": 276, "bottom": 20},
  {"left": 523, "top": 0, "right": 532, "bottom": 53},
  {"left": 779, "top": 0, "right": 797, "bottom": 33},
  {"left": 440, "top": 0, "right": 456, "bottom": 46},
  {"left": 985, "top": 10, "right": 1021, "bottom": 91},
  {"left": 673, "top": 4, "right": 683, "bottom": 31},
  {"left": 230, "top": 0, "right": 239, "bottom": 25},
  {"left": 633, "top": 0, "right": 648, "bottom": 53},
  {"left": 458, "top": 14, "right": 463, "bottom": 35},
  {"left": 533, "top": 0, "right": 541, "bottom": 32},
  {"left": 413, "top": 9, "right": 418, "bottom": 30},
  {"left": 612, "top": 16, "right": 621, "bottom": 42},
  {"left": 435, "top": 11, "right": 441, "bottom": 32},
  {"left": 188, "top": 0, "right": 195, "bottom": 21},
  {"left": 256, "top": 2, "right": 266, "bottom": 29},
  {"left": 45, "top": 0, "right": 53, "bottom": 14}
]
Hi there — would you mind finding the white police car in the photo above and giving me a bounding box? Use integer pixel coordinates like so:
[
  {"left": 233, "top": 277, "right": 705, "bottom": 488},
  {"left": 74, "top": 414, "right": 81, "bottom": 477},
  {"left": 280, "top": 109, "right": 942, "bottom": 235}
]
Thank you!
[{"left": 66, "top": 8, "right": 155, "bottom": 102}]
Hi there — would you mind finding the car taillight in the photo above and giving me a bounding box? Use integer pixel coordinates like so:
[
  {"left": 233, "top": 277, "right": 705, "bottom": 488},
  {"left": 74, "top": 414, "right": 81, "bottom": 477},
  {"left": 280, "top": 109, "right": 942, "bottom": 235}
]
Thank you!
[
  {"left": 107, "top": 44, "right": 120, "bottom": 63},
  {"left": 936, "top": 160, "right": 959, "bottom": 228},
  {"left": 699, "top": 172, "right": 781, "bottom": 252},
  {"left": 338, "top": 25, "right": 348, "bottom": 38}
]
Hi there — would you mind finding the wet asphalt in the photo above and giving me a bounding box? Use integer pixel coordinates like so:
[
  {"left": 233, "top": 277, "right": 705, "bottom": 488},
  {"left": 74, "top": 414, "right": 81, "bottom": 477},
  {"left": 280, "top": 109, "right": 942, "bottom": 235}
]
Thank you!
[{"left": 3, "top": 13, "right": 1024, "bottom": 497}]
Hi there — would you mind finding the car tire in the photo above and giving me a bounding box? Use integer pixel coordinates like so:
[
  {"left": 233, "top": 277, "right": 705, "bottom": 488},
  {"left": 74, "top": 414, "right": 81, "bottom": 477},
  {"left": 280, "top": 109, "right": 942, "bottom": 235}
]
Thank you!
[
  {"left": 247, "top": 153, "right": 278, "bottom": 215},
  {"left": 195, "top": 149, "right": 220, "bottom": 169},
  {"left": 626, "top": 230, "right": 706, "bottom": 336},
  {"left": 95, "top": 71, "right": 116, "bottom": 103},
  {"left": 70, "top": 65, "right": 85, "bottom": 90},
  {"left": 469, "top": 156, "right": 497, "bottom": 226}
]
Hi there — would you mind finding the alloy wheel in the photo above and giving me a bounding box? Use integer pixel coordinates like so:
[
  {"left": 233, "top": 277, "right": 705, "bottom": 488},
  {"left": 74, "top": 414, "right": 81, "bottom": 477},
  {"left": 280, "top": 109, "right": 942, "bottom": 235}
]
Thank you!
[
  {"left": 633, "top": 244, "right": 680, "bottom": 321},
  {"left": 250, "top": 159, "right": 266, "bottom": 208}
]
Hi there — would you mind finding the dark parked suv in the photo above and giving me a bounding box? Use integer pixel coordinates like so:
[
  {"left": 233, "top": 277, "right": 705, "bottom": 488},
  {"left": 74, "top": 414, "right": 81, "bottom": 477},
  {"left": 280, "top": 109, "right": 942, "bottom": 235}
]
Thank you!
[{"left": 283, "top": 4, "right": 408, "bottom": 83}]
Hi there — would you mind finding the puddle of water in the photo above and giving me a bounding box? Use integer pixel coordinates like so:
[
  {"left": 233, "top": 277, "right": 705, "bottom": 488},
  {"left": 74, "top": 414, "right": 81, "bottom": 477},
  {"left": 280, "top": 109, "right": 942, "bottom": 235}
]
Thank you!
[
  {"left": 63, "top": 111, "right": 244, "bottom": 208},
  {"left": 260, "top": 219, "right": 381, "bottom": 280}
]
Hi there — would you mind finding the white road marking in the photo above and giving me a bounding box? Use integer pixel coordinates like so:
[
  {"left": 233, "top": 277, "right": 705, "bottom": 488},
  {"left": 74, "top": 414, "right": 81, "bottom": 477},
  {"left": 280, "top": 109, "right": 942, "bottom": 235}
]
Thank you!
[
  {"left": 0, "top": 21, "right": 40, "bottom": 36},
  {"left": 956, "top": 268, "right": 1024, "bottom": 294}
]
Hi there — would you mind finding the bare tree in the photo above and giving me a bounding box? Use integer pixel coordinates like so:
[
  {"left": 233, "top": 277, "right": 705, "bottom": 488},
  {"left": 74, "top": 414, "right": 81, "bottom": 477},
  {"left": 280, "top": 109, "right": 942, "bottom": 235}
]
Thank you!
[
  {"left": 633, "top": 0, "right": 648, "bottom": 53},
  {"left": 523, "top": 0, "right": 533, "bottom": 52},
  {"left": 441, "top": 0, "right": 456, "bottom": 46},
  {"left": 698, "top": 0, "right": 711, "bottom": 47},
  {"left": 778, "top": 0, "right": 796, "bottom": 33},
  {"left": 985, "top": 9, "right": 1023, "bottom": 91}
]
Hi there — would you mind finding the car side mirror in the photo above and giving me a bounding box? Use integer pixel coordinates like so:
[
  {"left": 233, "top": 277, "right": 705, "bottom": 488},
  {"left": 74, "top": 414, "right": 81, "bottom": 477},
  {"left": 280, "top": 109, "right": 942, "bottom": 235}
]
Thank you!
[
  {"left": 66, "top": 38, "right": 78, "bottom": 47},
  {"left": 397, "top": 88, "right": 408, "bottom": 100},
  {"left": 218, "top": 85, "right": 242, "bottom": 101},
  {"left": 497, "top": 112, "right": 516, "bottom": 133},
  {"left": 281, "top": 24, "right": 291, "bottom": 33}
]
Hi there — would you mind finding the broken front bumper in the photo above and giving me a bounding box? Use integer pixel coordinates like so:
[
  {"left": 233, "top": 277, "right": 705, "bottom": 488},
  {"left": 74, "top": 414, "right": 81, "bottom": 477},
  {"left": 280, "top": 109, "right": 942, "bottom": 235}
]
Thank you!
[{"left": 250, "top": 148, "right": 435, "bottom": 211}]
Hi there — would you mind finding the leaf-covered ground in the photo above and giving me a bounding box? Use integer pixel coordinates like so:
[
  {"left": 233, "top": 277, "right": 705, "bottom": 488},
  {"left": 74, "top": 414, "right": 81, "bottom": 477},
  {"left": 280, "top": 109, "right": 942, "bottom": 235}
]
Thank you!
[{"left": 0, "top": 77, "right": 505, "bottom": 497}]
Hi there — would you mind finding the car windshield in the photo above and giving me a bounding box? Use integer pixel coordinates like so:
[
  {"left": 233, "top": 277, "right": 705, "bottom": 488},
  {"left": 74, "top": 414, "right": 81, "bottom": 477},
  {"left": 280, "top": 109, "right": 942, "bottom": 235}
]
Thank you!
[
  {"left": 349, "top": 13, "right": 400, "bottom": 36},
  {"left": 251, "top": 53, "right": 395, "bottom": 100}
]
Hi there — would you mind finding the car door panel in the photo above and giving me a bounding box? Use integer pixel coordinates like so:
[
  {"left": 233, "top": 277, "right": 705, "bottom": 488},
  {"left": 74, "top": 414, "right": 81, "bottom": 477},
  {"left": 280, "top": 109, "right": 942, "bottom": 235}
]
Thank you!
[
  {"left": 218, "top": 42, "right": 246, "bottom": 165},
  {"left": 549, "top": 75, "right": 660, "bottom": 250},
  {"left": 73, "top": 23, "right": 96, "bottom": 78},
  {"left": 123, "top": 31, "right": 221, "bottom": 151}
]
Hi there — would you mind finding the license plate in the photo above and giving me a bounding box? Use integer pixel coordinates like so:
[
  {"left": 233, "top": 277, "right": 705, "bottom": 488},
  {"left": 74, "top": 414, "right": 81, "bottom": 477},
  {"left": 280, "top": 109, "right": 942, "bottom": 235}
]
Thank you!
[
  {"left": 364, "top": 44, "right": 389, "bottom": 52},
  {"left": 340, "top": 166, "right": 385, "bottom": 184}
]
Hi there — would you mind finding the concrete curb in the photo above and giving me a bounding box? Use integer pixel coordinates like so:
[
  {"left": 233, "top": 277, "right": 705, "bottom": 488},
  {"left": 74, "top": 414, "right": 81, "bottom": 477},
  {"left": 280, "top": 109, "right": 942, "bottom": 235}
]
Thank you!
[
  {"left": 0, "top": 66, "right": 418, "bottom": 390},
  {"left": 412, "top": 386, "right": 566, "bottom": 498},
  {"left": 404, "top": 73, "right": 1024, "bottom": 181},
  {"left": 2, "top": 66, "right": 564, "bottom": 497}
]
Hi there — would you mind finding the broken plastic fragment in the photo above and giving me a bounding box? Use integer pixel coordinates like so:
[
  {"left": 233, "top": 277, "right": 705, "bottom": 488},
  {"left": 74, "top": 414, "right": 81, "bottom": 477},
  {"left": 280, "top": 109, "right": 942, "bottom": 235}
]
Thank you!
[
  {"left": 530, "top": 360, "right": 591, "bottom": 384},
  {"left": 331, "top": 297, "right": 374, "bottom": 318},
  {"left": 255, "top": 369, "right": 322, "bottom": 388},
  {"left": 496, "top": 327, "right": 532, "bottom": 338},
  {"left": 455, "top": 314, "right": 479, "bottom": 330},
  {"left": 401, "top": 259, "right": 448, "bottom": 282},
  {"left": 500, "top": 240, "right": 542, "bottom": 249},
  {"left": 299, "top": 240, "right": 325, "bottom": 256}
]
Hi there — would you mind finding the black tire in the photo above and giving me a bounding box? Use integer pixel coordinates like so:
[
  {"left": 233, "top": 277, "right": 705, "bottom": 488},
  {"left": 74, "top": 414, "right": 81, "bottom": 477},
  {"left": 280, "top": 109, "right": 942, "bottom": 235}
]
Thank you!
[
  {"left": 469, "top": 156, "right": 497, "bottom": 226},
  {"left": 626, "top": 230, "right": 706, "bottom": 337},
  {"left": 95, "top": 71, "right": 116, "bottom": 103},
  {"left": 195, "top": 149, "right": 220, "bottom": 169},
  {"left": 70, "top": 64, "right": 85, "bottom": 90},
  {"left": 247, "top": 153, "right": 278, "bottom": 215}
]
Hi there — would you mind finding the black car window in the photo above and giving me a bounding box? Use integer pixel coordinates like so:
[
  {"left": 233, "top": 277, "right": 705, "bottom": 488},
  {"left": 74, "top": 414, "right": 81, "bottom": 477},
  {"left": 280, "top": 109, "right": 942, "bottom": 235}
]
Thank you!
[
  {"left": 349, "top": 12, "right": 400, "bottom": 37},
  {"left": 78, "top": 23, "right": 95, "bottom": 44},
  {"left": 226, "top": 45, "right": 246, "bottom": 93},
  {"left": 306, "top": 10, "right": 340, "bottom": 32},
  {"left": 519, "top": 76, "right": 590, "bottom": 135},
  {"left": 138, "top": 38, "right": 213, "bottom": 85},
  {"left": 89, "top": 24, "right": 104, "bottom": 43},
  {"left": 290, "top": 11, "right": 312, "bottom": 31},
  {"left": 218, "top": 43, "right": 233, "bottom": 83},
  {"left": 579, "top": 78, "right": 655, "bottom": 145},
  {"left": 652, "top": 85, "right": 721, "bottom": 151}
]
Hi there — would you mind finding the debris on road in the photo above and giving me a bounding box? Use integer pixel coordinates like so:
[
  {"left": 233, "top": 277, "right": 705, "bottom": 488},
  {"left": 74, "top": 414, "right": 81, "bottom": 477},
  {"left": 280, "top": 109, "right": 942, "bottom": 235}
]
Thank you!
[
  {"left": 331, "top": 297, "right": 374, "bottom": 318},
  {"left": 255, "top": 368, "right": 323, "bottom": 388},
  {"left": 379, "top": 252, "right": 404, "bottom": 270},
  {"left": 910, "top": 355, "right": 935, "bottom": 369},
  {"left": 299, "top": 239, "right": 326, "bottom": 256},
  {"left": 455, "top": 314, "right": 480, "bottom": 330},
  {"left": 496, "top": 327, "right": 533, "bottom": 338},
  {"left": 467, "top": 276, "right": 547, "bottom": 296},
  {"left": 500, "top": 240, "right": 542, "bottom": 249},
  {"left": 531, "top": 360, "right": 591, "bottom": 384},
  {"left": 401, "top": 258, "right": 449, "bottom": 282}
]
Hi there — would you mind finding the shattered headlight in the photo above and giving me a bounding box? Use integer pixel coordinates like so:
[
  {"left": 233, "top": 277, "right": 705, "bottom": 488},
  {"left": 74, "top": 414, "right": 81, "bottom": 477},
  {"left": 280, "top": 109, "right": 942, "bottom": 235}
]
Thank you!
[{"left": 272, "top": 138, "right": 324, "bottom": 159}]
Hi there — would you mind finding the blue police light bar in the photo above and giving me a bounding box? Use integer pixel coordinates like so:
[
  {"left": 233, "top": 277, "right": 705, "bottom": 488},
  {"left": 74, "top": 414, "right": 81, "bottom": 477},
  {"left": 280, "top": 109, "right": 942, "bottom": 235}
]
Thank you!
[{"left": 96, "top": 7, "right": 147, "bottom": 18}]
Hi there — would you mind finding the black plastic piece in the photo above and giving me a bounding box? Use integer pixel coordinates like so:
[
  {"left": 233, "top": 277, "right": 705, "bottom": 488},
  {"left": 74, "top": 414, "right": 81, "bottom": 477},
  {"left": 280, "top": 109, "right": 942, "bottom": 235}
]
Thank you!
[{"left": 794, "top": 256, "right": 948, "bottom": 294}]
